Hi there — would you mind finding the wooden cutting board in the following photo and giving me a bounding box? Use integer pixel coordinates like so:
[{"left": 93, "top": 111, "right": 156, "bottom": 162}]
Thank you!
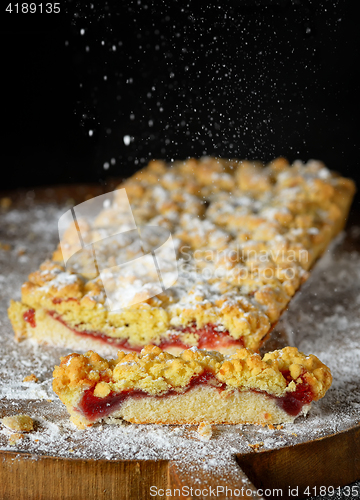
[
  {"left": 0, "top": 423, "right": 359, "bottom": 499},
  {"left": 1, "top": 185, "right": 359, "bottom": 500}
]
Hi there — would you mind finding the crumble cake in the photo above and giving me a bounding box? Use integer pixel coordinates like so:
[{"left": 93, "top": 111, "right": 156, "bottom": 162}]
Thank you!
[
  {"left": 52, "top": 345, "right": 332, "bottom": 428},
  {"left": 8, "top": 157, "right": 355, "bottom": 354}
]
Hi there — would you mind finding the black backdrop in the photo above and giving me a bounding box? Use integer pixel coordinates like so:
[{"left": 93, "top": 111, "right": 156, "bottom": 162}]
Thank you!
[{"left": 2, "top": 0, "right": 360, "bottom": 207}]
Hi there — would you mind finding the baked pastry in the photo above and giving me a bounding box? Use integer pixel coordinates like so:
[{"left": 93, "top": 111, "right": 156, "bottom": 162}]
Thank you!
[
  {"left": 8, "top": 157, "right": 355, "bottom": 354},
  {"left": 52, "top": 345, "right": 332, "bottom": 428}
]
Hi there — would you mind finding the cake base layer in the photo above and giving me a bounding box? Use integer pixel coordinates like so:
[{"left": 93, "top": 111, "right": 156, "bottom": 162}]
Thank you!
[
  {"left": 10, "top": 306, "right": 124, "bottom": 357},
  {"left": 10, "top": 305, "right": 245, "bottom": 356},
  {"left": 117, "top": 386, "right": 311, "bottom": 425},
  {"left": 68, "top": 385, "right": 311, "bottom": 428}
]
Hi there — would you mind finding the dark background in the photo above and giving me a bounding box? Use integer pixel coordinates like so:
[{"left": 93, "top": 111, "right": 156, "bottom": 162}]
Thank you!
[{"left": 1, "top": 0, "right": 359, "bottom": 207}]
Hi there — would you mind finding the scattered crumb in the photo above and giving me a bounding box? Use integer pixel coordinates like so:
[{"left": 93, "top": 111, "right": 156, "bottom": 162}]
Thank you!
[
  {"left": 23, "top": 374, "right": 38, "bottom": 383},
  {"left": 103, "top": 416, "right": 126, "bottom": 426},
  {"left": 248, "top": 442, "right": 264, "bottom": 451},
  {"left": 267, "top": 424, "right": 275, "bottom": 430},
  {"left": 9, "top": 433, "right": 24, "bottom": 446},
  {"left": 0, "top": 243, "right": 11, "bottom": 251},
  {"left": 292, "top": 432, "right": 298, "bottom": 437},
  {"left": 1, "top": 414, "right": 34, "bottom": 432},
  {"left": 276, "top": 425, "right": 283, "bottom": 430},
  {"left": 17, "top": 248, "right": 26, "bottom": 256},
  {"left": 197, "top": 422, "right": 212, "bottom": 441},
  {"left": 0, "top": 197, "right": 12, "bottom": 209}
]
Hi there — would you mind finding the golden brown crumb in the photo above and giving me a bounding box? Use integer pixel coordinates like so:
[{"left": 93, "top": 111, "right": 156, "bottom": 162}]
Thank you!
[
  {"left": 23, "top": 374, "right": 38, "bottom": 383},
  {"left": 0, "top": 243, "right": 11, "bottom": 251},
  {"left": 1, "top": 414, "right": 34, "bottom": 432},
  {"left": 9, "top": 433, "right": 24, "bottom": 446},
  {"left": 197, "top": 422, "right": 212, "bottom": 441},
  {"left": 248, "top": 442, "right": 264, "bottom": 451},
  {"left": 267, "top": 424, "right": 275, "bottom": 430}
]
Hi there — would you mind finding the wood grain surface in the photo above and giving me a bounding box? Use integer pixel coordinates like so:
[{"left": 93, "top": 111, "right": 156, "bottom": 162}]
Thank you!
[{"left": 1, "top": 422, "right": 359, "bottom": 500}]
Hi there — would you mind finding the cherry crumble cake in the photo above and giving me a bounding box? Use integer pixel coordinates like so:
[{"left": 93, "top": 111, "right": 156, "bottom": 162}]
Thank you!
[
  {"left": 52, "top": 345, "right": 332, "bottom": 428},
  {"left": 8, "top": 157, "right": 355, "bottom": 355},
  {"left": 8, "top": 156, "right": 355, "bottom": 426}
]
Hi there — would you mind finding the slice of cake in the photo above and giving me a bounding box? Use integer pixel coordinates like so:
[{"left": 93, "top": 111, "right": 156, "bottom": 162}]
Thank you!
[
  {"left": 52, "top": 345, "right": 332, "bottom": 428},
  {"left": 8, "top": 157, "right": 355, "bottom": 354}
]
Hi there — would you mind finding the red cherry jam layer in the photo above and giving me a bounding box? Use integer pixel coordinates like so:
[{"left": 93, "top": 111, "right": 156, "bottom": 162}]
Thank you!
[
  {"left": 48, "top": 311, "right": 143, "bottom": 351},
  {"left": 47, "top": 311, "right": 244, "bottom": 352},
  {"left": 24, "top": 308, "right": 36, "bottom": 328},
  {"left": 76, "top": 369, "right": 314, "bottom": 422},
  {"left": 276, "top": 370, "right": 314, "bottom": 417},
  {"left": 78, "top": 370, "right": 224, "bottom": 422},
  {"left": 159, "top": 323, "right": 245, "bottom": 351}
]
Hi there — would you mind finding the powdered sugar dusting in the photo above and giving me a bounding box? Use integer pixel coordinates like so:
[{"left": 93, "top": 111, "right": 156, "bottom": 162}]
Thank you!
[{"left": 1, "top": 200, "right": 360, "bottom": 479}]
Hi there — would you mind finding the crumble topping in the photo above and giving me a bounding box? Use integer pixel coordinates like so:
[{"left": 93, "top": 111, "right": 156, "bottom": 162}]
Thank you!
[
  {"left": 9, "top": 157, "right": 356, "bottom": 352},
  {"left": 53, "top": 345, "right": 332, "bottom": 399}
]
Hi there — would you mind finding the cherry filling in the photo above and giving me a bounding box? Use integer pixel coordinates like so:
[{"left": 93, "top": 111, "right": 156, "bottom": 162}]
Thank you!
[
  {"left": 23, "top": 308, "right": 36, "bottom": 328},
  {"left": 79, "top": 388, "right": 143, "bottom": 421},
  {"left": 52, "top": 298, "right": 79, "bottom": 305},
  {"left": 48, "top": 311, "right": 244, "bottom": 351},
  {"left": 276, "top": 370, "right": 314, "bottom": 417},
  {"left": 77, "top": 370, "right": 225, "bottom": 421},
  {"left": 159, "top": 323, "right": 245, "bottom": 350},
  {"left": 48, "top": 311, "right": 142, "bottom": 351},
  {"left": 76, "top": 368, "right": 314, "bottom": 422}
]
